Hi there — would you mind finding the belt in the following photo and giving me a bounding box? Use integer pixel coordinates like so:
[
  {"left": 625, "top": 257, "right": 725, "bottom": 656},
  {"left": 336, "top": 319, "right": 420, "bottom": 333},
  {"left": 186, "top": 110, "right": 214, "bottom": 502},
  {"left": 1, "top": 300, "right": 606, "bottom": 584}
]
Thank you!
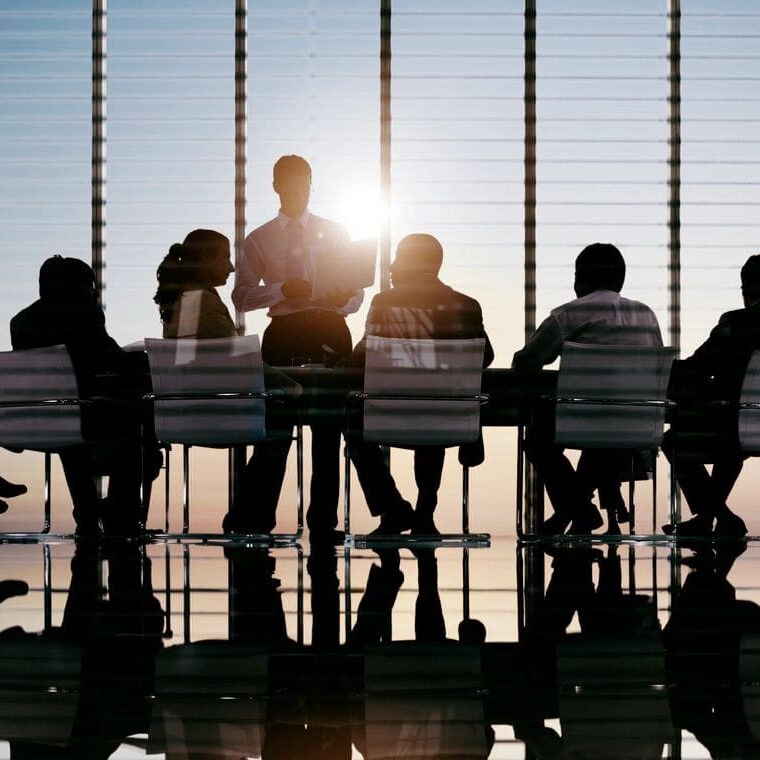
[{"left": 271, "top": 310, "right": 344, "bottom": 323}]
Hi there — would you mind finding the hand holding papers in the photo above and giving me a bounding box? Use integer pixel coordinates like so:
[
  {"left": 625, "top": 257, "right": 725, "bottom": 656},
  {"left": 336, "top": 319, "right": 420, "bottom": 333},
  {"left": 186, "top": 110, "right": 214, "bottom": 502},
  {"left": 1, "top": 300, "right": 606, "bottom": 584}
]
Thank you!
[{"left": 312, "top": 239, "right": 377, "bottom": 301}]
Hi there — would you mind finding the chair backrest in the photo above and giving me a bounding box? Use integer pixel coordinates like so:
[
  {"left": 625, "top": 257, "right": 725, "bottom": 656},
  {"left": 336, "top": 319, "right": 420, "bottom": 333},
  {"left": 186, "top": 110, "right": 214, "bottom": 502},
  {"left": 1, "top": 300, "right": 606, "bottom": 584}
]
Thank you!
[
  {"left": 364, "top": 642, "right": 488, "bottom": 760},
  {"left": 0, "top": 345, "right": 84, "bottom": 449},
  {"left": 554, "top": 342, "right": 676, "bottom": 449},
  {"left": 739, "top": 350, "right": 760, "bottom": 452},
  {"left": 145, "top": 335, "right": 266, "bottom": 446},
  {"left": 363, "top": 336, "right": 485, "bottom": 447}
]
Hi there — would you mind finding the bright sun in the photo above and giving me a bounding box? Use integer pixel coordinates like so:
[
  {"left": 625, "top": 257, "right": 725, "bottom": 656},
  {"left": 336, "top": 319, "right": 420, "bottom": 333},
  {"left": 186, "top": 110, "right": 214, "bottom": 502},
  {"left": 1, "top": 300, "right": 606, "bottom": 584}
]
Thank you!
[{"left": 335, "top": 185, "right": 387, "bottom": 240}]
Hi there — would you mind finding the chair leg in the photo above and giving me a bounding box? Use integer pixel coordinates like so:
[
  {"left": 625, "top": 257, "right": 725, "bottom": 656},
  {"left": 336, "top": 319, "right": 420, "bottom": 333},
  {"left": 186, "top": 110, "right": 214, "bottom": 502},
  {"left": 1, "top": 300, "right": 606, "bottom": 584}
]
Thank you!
[
  {"left": 462, "top": 546, "right": 470, "bottom": 620},
  {"left": 651, "top": 449, "right": 658, "bottom": 535},
  {"left": 296, "top": 425, "right": 304, "bottom": 538},
  {"left": 43, "top": 452, "right": 52, "bottom": 534},
  {"left": 629, "top": 455, "right": 636, "bottom": 535},
  {"left": 462, "top": 464, "right": 470, "bottom": 535},
  {"left": 516, "top": 425, "right": 524, "bottom": 538},
  {"left": 182, "top": 445, "right": 190, "bottom": 535},
  {"left": 297, "top": 547, "right": 304, "bottom": 645},
  {"left": 183, "top": 544, "right": 191, "bottom": 644},
  {"left": 43, "top": 543, "right": 52, "bottom": 632},
  {"left": 164, "top": 445, "right": 171, "bottom": 534},
  {"left": 344, "top": 435, "right": 352, "bottom": 537},
  {"left": 344, "top": 545, "right": 352, "bottom": 642}
]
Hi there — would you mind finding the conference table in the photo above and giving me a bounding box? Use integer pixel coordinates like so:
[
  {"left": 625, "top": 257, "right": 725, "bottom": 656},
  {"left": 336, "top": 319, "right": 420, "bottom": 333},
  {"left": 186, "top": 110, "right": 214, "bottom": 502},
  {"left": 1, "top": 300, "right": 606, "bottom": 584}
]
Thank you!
[{"left": 275, "top": 366, "right": 558, "bottom": 427}]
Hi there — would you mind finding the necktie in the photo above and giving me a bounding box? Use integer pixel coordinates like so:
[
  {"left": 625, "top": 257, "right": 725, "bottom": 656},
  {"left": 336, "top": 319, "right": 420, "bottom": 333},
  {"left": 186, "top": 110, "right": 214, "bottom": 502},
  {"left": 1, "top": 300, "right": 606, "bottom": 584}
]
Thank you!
[{"left": 286, "top": 220, "right": 309, "bottom": 281}]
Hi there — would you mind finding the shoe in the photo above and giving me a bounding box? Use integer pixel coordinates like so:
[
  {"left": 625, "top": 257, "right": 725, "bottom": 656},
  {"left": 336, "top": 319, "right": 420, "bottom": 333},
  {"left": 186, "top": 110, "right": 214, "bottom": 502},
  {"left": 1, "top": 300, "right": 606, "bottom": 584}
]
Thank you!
[
  {"left": 370, "top": 501, "right": 415, "bottom": 537},
  {"left": 74, "top": 521, "right": 104, "bottom": 541},
  {"left": 0, "top": 477, "right": 26, "bottom": 499},
  {"left": 309, "top": 528, "right": 346, "bottom": 546},
  {"left": 714, "top": 511, "right": 748, "bottom": 538},
  {"left": 662, "top": 515, "right": 713, "bottom": 537},
  {"left": 538, "top": 512, "right": 571, "bottom": 536},
  {"left": 411, "top": 514, "right": 440, "bottom": 536},
  {"left": 0, "top": 580, "right": 28, "bottom": 605},
  {"left": 569, "top": 505, "right": 604, "bottom": 535}
]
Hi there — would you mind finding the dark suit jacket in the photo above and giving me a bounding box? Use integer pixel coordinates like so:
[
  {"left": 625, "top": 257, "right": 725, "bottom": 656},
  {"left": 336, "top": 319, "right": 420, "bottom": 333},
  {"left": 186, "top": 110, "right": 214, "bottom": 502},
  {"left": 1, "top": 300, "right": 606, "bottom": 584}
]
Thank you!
[
  {"left": 351, "top": 274, "right": 495, "bottom": 368},
  {"left": 671, "top": 300, "right": 760, "bottom": 405},
  {"left": 10, "top": 297, "right": 126, "bottom": 399}
]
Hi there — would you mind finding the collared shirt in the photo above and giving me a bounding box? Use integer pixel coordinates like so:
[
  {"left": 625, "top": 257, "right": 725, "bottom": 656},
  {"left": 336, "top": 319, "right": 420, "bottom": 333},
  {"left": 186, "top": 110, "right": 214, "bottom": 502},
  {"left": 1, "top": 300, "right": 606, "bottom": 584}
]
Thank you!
[
  {"left": 512, "top": 289, "right": 663, "bottom": 370},
  {"left": 232, "top": 209, "right": 363, "bottom": 317}
]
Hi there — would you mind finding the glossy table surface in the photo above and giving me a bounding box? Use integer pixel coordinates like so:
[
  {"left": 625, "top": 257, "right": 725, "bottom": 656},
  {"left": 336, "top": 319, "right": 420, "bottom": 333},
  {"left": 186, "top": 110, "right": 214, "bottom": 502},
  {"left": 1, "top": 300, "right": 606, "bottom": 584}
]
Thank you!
[{"left": 0, "top": 535, "right": 753, "bottom": 759}]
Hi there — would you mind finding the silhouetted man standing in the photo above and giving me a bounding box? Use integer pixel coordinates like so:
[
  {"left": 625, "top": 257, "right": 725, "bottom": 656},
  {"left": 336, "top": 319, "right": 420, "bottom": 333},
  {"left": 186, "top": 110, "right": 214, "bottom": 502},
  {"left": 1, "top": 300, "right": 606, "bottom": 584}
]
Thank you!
[{"left": 229, "top": 155, "right": 362, "bottom": 544}]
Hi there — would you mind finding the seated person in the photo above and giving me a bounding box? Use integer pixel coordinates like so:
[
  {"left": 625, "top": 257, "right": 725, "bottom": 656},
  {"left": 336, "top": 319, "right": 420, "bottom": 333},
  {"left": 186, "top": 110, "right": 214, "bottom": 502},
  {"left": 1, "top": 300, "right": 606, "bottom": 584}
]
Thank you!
[
  {"left": 661, "top": 254, "right": 760, "bottom": 538},
  {"left": 349, "top": 233, "right": 494, "bottom": 535},
  {"left": 154, "top": 228, "right": 237, "bottom": 340},
  {"left": 153, "top": 230, "right": 300, "bottom": 535},
  {"left": 512, "top": 243, "right": 663, "bottom": 535},
  {"left": 10, "top": 256, "right": 158, "bottom": 537}
]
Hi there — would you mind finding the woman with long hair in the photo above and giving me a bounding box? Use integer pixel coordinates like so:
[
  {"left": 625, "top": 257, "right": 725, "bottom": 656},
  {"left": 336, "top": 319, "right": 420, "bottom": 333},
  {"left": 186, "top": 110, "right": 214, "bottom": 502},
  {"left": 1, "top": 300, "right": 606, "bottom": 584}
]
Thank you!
[{"left": 155, "top": 228, "right": 235, "bottom": 339}]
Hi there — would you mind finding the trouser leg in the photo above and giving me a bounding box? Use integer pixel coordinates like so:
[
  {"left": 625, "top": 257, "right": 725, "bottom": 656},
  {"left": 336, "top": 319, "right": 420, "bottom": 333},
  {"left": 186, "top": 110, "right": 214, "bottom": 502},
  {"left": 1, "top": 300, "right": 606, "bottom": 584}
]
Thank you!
[
  {"left": 231, "top": 437, "right": 293, "bottom": 533},
  {"left": 59, "top": 448, "right": 99, "bottom": 529},
  {"left": 413, "top": 446, "right": 446, "bottom": 517},
  {"left": 711, "top": 456, "right": 745, "bottom": 505},
  {"left": 306, "top": 424, "right": 341, "bottom": 532},
  {"left": 524, "top": 440, "right": 586, "bottom": 519},
  {"left": 662, "top": 429, "right": 726, "bottom": 518},
  {"left": 577, "top": 449, "right": 626, "bottom": 510},
  {"left": 349, "top": 439, "right": 406, "bottom": 518},
  {"left": 103, "top": 441, "right": 143, "bottom": 534}
]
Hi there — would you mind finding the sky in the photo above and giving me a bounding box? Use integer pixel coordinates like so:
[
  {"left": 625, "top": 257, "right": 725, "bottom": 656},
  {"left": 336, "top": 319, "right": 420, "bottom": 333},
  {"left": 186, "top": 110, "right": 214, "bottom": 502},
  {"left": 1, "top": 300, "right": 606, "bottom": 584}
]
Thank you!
[{"left": 2, "top": 0, "right": 760, "bottom": 537}]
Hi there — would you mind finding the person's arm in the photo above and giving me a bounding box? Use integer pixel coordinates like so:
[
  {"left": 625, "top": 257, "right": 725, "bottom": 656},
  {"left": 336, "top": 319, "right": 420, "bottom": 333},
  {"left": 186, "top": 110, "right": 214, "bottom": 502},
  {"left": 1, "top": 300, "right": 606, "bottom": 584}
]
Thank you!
[
  {"left": 231, "top": 235, "right": 286, "bottom": 313},
  {"left": 511, "top": 314, "right": 563, "bottom": 370}
]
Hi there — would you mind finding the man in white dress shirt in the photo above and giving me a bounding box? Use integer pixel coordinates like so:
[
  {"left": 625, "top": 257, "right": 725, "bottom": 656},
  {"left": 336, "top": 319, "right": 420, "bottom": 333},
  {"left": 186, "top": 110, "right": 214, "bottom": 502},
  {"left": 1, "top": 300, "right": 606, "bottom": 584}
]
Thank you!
[
  {"left": 226, "top": 155, "right": 362, "bottom": 543},
  {"left": 512, "top": 243, "right": 663, "bottom": 535}
]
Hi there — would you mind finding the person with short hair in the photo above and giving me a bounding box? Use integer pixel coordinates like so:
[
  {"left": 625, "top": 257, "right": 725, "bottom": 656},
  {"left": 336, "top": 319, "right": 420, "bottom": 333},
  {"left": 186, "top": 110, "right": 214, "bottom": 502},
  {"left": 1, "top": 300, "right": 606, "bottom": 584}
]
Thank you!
[
  {"left": 228, "top": 155, "right": 363, "bottom": 544},
  {"left": 11, "top": 256, "right": 158, "bottom": 537},
  {"left": 349, "top": 233, "right": 494, "bottom": 536},
  {"left": 513, "top": 243, "right": 663, "bottom": 535},
  {"left": 661, "top": 254, "right": 760, "bottom": 537}
]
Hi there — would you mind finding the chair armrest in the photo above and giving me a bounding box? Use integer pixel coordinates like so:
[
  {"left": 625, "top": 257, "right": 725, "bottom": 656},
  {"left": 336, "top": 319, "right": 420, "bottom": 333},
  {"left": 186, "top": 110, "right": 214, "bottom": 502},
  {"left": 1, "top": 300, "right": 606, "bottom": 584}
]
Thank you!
[{"left": 142, "top": 391, "right": 271, "bottom": 402}]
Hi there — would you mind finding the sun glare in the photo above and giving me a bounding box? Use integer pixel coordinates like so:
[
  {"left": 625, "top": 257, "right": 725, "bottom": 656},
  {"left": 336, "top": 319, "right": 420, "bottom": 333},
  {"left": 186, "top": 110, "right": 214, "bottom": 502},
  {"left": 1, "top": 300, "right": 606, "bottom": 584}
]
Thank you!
[{"left": 336, "top": 185, "right": 387, "bottom": 240}]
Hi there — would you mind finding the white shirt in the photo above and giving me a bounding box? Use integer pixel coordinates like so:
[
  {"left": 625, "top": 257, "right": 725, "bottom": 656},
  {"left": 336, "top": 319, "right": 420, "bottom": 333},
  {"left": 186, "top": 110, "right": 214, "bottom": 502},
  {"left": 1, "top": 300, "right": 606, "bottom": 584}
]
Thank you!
[
  {"left": 512, "top": 289, "right": 663, "bottom": 370},
  {"left": 232, "top": 209, "right": 363, "bottom": 317}
]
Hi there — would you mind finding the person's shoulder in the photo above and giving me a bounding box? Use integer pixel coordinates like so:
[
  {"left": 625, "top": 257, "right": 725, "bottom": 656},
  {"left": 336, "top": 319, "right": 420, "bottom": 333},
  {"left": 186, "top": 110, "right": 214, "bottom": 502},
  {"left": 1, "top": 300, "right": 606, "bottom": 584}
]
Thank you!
[
  {"left": 716, "top": 306, "right": 753, "bottom": 330},
  {"left": 245, "top": 217, "right": 279, "bottom": 242},
  {"left": 619, "top": 293, "right": 659, "bottom": 316},
  {"left": 10, "top": 300, "right": 38, "bottom": 324},
  {"left": 441, "top": 282, "right": 483, "bottom": 311},
  {"left": 549, "top": 293, "right": 585, "bottom": 318}
]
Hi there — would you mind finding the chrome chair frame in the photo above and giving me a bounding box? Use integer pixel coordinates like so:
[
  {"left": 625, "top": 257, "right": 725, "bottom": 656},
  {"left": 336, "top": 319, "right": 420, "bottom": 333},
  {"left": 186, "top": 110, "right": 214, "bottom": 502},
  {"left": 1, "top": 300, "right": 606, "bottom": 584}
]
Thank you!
[
  {"left": 515, "top": 344, "right": 677, "bottom": 540},
  {"left": 0, "top": 396, "right": 90, "bottom": 537},
  {"left": 143, "top": 390, "right": 304, "bottom": 542},
  {"left": 344, "top": 391, "right": 490, "bottom": 546},
  {"left": 516, "top": 398, "right": 675, "bottom": 540}
]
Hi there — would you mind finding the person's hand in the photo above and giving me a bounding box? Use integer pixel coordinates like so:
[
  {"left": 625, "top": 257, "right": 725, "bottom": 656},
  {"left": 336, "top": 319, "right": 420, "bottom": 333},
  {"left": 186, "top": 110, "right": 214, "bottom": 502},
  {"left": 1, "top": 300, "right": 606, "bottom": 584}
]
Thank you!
[
  {"left": 281, "top": 278, "right": 312, "bottom": 300},
  {"left": 313, "top": 290, "right": 355, "bottom": 308}
]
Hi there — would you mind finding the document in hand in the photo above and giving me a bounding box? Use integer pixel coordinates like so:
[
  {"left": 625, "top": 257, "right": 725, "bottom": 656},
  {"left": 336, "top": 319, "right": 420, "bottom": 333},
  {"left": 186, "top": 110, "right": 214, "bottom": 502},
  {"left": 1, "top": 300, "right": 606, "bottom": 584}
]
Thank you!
[{"left": 312, "top": 238, "right": 377, "bottom": 299}]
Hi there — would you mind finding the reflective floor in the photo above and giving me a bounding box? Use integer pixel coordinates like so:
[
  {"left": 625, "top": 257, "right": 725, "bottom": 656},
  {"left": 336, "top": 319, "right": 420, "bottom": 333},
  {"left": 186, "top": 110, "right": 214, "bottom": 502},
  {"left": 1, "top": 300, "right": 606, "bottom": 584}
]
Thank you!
[{"left": 0, "top": 536, "right": 757, "bottom": 758}]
